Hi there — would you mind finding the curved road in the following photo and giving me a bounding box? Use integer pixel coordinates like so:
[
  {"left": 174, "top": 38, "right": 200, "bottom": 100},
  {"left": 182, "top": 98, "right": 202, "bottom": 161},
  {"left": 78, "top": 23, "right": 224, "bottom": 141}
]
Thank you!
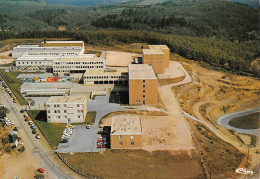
[{"left": 217, "top": 108, "right": 260, "bottom": 136}]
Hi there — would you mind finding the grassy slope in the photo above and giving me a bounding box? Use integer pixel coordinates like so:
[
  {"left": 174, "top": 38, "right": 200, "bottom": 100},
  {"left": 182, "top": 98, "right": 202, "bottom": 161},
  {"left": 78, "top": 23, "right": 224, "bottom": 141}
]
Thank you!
[
  {"left": 229, "top": 112, "right": 260, "bottom": 129},
  {"left": 0, "top": 70, "right": 27, "bottom": 105},
  {"left": 28, "top": 110, "right": 65, "bottom": 146}
]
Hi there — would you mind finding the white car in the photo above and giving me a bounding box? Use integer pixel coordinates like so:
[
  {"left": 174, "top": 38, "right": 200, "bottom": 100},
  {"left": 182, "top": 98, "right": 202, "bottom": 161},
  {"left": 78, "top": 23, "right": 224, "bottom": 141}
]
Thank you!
[{"left": 36, "top": 134, "right": 41, "bottom": 139}]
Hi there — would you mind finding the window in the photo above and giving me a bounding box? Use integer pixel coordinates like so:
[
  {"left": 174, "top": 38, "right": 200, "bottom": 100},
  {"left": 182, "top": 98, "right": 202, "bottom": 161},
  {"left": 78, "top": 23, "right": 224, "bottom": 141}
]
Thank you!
[
  {"left": 143, "top": 90, "right": 145, "bottom": 93},
  {"left": 143, "top": 85, "right": 145, "bottom": 88},
  {"left": 64, "top": 104, "right": 66, "bottom": 107},
  {"left": 54, "top": 105, "right": 56, "bottom": 107},
  {"left": 57, "top": 105, "right": 60, "bottom": 107},
  {"left": 130, "top": 135, "right": 134, "bottom": 139},
  {"left": 119, "top": 135, "right": 122, "bottom": 139},
  {"left": 131, "top": 142, "right": 134, "bottom": 146},
  {"left": 64, "top": 110, "right": 67, "bottom": 113},
  {"left": 143, "top": 80, "right": 146, "bottom": 83},
  {"left": 58, "top": 116, "right": 60, "bottom": 119},
  {"left": 77, "top": 104, "right": 80, "bottom": 107},
  {"left": 54, "top": 110, "right": 57, "bottom": 113},
  {"left": 58, "top": 110, "right": 60, "bottom": 113},
  {"left": 119, "top": 142, "right": 122, "bottom": 146},
  {"left": 78, "top": 115, "right": 81, "bottom": 119},
  {"left": 143, "top": 95, "right": 145, "bottom": 98},
  {"left": 47, "top": 110, "right": 50, "bottom": 113}
]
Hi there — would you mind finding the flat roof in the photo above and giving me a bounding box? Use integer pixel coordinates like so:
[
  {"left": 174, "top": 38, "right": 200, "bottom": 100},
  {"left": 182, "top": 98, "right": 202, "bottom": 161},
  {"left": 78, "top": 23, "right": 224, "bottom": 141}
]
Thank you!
[
  {"left": 21, "top": 82, "right": 73, "bottom": 89},
  {"left": 13, "top": 46, "right": 82, "bottom": 50},
  {"left": 47, "top": 96, "right": 86, "bottom": 104},
  {"left": 128, "top": 64, "right": 157, "bottom": 79},
  {"left": 54, "top": 56, "right": 103, "bottom": 62},
  {"left": 43, "top": 41, "right": 84, "bottom": 44},
  {"left": 84, "top": 67, "right": 128, "bottom": 76},
  {"left": 111, "top": 116, "right": 142, "bottom": 135},
  {"left": 142, "top": 48, "right": 164, "bottom": 55},
  {"left": 148, "top": 45, "right": 169, "bottom": 50}
]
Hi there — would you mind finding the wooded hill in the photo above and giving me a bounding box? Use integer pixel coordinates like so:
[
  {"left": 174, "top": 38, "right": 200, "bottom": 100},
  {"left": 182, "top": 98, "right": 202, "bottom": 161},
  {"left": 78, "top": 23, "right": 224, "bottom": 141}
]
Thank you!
[{"left": 0, "top": 0, "right": 259, "bottom": 76}]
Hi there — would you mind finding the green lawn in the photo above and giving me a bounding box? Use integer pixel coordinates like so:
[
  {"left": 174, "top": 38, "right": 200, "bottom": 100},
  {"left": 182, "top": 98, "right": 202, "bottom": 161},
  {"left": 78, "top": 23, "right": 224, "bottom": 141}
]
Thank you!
[
  {"left": 0, "top": 70, "right": 27, "bottom": 105},
  {"left": 72, "top": 111, "right": 97, "bottom": 125},
  {"left": 28, "top": 110, "right": 66, "bottom": 147},
  {"left": 229, "top": 112, "right": 260, "bottom": 129}
]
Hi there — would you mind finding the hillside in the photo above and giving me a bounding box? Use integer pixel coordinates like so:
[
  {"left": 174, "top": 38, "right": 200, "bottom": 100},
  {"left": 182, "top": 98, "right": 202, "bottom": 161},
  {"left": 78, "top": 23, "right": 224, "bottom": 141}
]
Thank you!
[
  {"left": 226, "top": 0, "right": 259, "bottom": 8},
  {"left": 0, "top": 0, "right": 259, "bottom": 76}
]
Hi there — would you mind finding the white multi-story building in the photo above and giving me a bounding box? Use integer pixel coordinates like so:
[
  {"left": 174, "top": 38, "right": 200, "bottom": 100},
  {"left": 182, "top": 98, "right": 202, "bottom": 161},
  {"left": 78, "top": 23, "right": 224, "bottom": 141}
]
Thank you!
[
  {"left": 12, "top": 41, "right": 85, "bottom": 58},
  {"left": 16, "top": 55, "right": 60, "bottom": 67},
  {"left": 83, "top": 67, "right": 128, "bottom": 85},
  {"left": 46, "top": 96, "right": 87, "bottom": 123},
  {"left": 53, "top": 55, "right": 106, "bottom": 76}
]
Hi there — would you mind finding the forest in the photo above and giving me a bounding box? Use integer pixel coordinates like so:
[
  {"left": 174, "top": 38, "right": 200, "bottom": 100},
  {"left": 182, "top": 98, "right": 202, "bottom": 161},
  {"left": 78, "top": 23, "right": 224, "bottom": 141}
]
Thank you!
[
  {"left": 1, "top": 30, "right": 258, "bottom": 77},
  {"left": 0, "top": 0, "right": 259, "bottom": 76}
]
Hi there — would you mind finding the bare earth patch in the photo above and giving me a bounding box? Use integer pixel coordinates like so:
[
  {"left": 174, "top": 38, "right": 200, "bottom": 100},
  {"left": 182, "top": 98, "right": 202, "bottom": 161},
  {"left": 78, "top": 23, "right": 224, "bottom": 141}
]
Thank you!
[{"left": 105, "top": 51, "right": 139, "bottom": 67}]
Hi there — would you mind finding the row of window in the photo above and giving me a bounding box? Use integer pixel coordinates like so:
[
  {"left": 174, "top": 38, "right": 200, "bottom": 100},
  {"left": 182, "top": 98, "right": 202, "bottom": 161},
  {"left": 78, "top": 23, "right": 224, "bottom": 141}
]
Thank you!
[
  {"left": 29, "top": 53, "right": 77, "bottom": 55},
  {"left": 119, "top": 142, "right": 134, "bottom": 146},
  {"left": 55, "top": 62, "right": 103, "bottom": 65},
  {"left": 54, "top": 66, "right": 103, "bottom": 69},
  {"left": 17, "top": 61, "right": 50, "bottom": 65},
  {"left": 119, "top": 135, "right": 134, "bottom": 139},
  {"left": 85, "top": 75, "right": 127, "bottom": 79},
  {"left": 47, "top": 115, "right": 83, "bottom": 119},
  {"left": 47, "top": 104, "right": 82, "bottom": 108},
  {"left": 48, "top": 110, "right": 83, "bottom": 113}
]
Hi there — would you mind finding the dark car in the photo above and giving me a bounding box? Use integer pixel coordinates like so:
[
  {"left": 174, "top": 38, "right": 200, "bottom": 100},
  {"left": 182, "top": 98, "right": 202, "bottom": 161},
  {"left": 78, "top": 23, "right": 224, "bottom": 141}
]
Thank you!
[
  {"left": 20, "top": 109, "right": 25, "bottom": 113},
  {"left": 61, "top": 139, "right": 68, "bottom": 143},
  {"left": 13, "top": 127, "right": 18, "bottom": 131}
]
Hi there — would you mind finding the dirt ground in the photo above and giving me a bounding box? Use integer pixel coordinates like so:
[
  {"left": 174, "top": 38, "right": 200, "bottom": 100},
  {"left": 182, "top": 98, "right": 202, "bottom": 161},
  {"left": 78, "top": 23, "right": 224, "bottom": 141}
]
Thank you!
[
  {"left": 59, "top": 149, "right": 204, "bottom": 179},
  {"left": 0, "top": 50, "right": 14, "bottom": 65},
  {"left": 101, "top": 112, "right": 194, "bottom": 152},
  {"left": 174, "top": 62, "right": 260, "bottom": 124},
  {"left": 104, "top": 51, "right": 139, "bottom": 67},
  {"left": 0, "top": 125, "right": 42, "bottom": 179}
]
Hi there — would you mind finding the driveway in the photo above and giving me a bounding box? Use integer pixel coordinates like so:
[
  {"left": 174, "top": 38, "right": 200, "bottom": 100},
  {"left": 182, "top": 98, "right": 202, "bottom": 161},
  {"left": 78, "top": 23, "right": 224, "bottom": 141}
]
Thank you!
[
  {"left": 87, "top": 95, "right": 130, "bottom": 126},
  {"left": 56, "top": 125, "right": 105, "bottom": 153},
  {"left": 57, "top": 95, "right": 141, "bottom": 153}
]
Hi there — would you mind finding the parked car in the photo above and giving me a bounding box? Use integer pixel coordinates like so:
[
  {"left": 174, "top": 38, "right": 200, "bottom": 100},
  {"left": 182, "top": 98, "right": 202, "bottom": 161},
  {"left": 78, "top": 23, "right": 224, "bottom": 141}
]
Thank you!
[
  {"left": 20, "top": 109, "right": 25, "bottom": 113},
  {"left": 35, "top": 134, "right": 40, "bottom": 139},
  {"left": 37, "top": 168, "right": 45, "bottom": 173},
  {"left": 24, "top": 114, "right": 28, "bottom": 118},
  {"left": 28, "top": 121, "right": 33, "bottom": 125},
  {"left": 31, "top": 125, "right": 36, "bottom": 129},
  {"left": 13, "top": 127, "right": 18, "bottom": 131},
  {"left": 86, "top": 125, "right": 90, "bottom": 129},
  {"left": 32, "top": 128, "right": 36, "bottom": 134},
  {"left": 13, "top": 99, "right": 17, "bottom": 103},
  {"left": 60, "top": 139, "right": 68, "bottom": 143}
]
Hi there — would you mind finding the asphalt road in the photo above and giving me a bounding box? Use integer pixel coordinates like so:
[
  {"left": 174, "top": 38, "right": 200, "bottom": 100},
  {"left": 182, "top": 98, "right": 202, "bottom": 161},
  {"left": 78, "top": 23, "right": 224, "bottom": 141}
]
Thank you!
[
  {"left": 217, "top": 108, "right": 260, "bottom": 136},
  {"left": 0, "top": 84, "right": 78, "bottom": 178}
]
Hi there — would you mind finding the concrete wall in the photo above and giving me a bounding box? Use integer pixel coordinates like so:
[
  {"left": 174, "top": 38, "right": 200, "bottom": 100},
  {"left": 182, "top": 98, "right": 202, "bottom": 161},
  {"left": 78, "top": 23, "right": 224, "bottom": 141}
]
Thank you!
[
  {"left": 111, "top": 134, "right": 143, "bottom": 149},
  {"left": 142, "top": 54, "right": 165, "bottom": 74},
  {"left": 129, "top": 78, "right": 158, "bottom": 105}
]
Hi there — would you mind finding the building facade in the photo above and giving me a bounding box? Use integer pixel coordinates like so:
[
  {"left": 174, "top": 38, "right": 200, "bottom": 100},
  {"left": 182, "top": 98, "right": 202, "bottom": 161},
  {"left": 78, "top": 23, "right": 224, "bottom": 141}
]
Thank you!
[
  {"left": 83, "top": 68, "right": 128, "bottom": 85},
  {"left": 12, "top": 42, "right": 84, "bottom": 58},
  {"left": 110, "top": 116, "right": 143, "bottom": 149},
  {"left": 53, "top": 55, "right": 105, "bottom": 76},
  {"left": 16, "top": 55, "right": 60, "bottom": 67},
  {"left": 142, "top": 45, "right": 169, "bottom": 74},
  {"left": 128, "top": 64, "right": 158, "bottom": 105},
  {"left": 41, "top": 41, "right": 84, "bottom": 48},
  {"left": 46, "top": 96, "right": 87, "bottom": 123}
]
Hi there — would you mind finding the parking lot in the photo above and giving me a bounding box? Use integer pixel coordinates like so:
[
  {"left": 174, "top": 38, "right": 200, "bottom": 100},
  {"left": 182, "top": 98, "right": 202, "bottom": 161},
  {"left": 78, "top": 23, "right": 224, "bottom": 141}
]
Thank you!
[{"left": 56, "top": 125, "right": 105, "bottom": 153}]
